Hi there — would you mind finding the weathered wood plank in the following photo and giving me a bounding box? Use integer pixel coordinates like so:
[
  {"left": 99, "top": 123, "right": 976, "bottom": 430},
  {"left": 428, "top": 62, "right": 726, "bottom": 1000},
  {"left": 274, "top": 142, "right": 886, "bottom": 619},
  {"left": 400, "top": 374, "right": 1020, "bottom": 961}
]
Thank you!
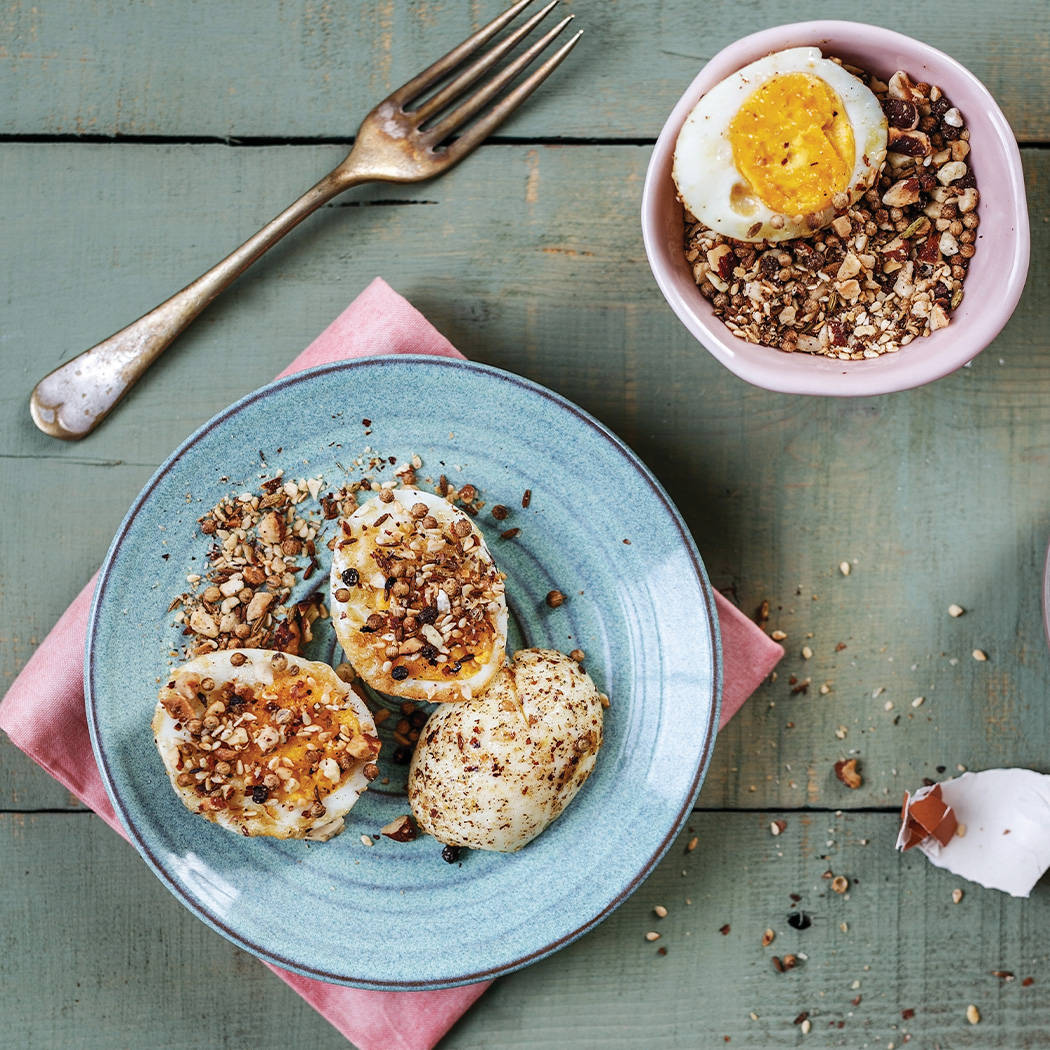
[
  {"left": 2, "top": 142, "right": 1049, "bottom": 814},
  {"left": 1, "top": 811, "right": 1047, "bottom": 1049},
  {"left": 1, "top": 0, "right": 1048, "bottom": 141}
]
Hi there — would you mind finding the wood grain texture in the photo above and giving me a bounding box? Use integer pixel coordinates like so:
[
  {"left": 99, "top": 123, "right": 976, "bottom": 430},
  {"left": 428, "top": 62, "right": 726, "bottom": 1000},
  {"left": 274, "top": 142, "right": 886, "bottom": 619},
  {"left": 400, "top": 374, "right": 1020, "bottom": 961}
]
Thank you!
[
  {"left": 2, "top": 812, "right": 1048, "bottom": 1049},
  {"left": 2, "top": 142, "right": 1049, "bottom": 817},
  {"left": 1, "top": 0, "right": 1048, "bottom": 141}
]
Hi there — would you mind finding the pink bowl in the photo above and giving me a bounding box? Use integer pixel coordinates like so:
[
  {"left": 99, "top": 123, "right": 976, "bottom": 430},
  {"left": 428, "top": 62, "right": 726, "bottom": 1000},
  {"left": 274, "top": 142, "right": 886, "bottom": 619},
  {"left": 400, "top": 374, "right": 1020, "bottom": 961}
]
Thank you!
[{"left": 641, "top": 21, "right": 1030, "bottom": 396}]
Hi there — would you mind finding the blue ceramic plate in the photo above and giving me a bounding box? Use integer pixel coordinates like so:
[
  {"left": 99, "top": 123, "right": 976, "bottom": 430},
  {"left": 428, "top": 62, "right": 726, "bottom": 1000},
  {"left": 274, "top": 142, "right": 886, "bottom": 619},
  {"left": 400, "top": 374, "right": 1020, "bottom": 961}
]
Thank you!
[{"left": 86, "top": 356, "right": 721, "bottom": 989}]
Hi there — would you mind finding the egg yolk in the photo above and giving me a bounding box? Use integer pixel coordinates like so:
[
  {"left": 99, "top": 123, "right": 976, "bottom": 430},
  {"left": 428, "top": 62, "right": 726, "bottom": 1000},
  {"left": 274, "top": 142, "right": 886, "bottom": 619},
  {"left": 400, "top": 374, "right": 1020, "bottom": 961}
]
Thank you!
[{"left": 728, "top": 72, "right": 854, "bottom": 216}]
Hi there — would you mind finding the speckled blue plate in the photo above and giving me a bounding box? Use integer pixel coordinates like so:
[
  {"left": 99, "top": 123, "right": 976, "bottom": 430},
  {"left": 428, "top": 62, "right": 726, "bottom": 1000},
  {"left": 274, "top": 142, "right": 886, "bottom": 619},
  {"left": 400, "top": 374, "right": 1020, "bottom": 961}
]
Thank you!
[{"left": 86, "top": 356, "right": 722, "bottom": 990}]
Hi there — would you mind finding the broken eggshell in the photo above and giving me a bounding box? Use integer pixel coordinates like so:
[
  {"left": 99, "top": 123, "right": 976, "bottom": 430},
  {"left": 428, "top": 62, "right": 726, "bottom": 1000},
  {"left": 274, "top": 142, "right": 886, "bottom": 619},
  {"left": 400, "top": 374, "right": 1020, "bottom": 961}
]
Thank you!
[{"left": 897, "top": 769, "right": 1050, "bottom": 898}]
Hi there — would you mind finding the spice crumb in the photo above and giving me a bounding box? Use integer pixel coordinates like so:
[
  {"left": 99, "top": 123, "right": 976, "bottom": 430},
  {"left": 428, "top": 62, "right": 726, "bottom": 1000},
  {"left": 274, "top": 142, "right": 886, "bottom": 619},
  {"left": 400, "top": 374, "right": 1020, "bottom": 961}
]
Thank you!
[
  {"left": 686, "top": 836, "right": 698, "bottom": 852},
  {"left": 762, "top": 928, "right": 775, "bottom": 947}
]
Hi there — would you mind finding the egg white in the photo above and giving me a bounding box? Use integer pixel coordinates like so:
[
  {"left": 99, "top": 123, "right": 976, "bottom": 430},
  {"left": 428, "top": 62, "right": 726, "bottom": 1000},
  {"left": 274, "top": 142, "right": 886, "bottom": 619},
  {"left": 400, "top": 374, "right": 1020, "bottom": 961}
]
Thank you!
[
  {"left": 330, "top": 488, "right": 508, "bottom": 703},
  {"left": 153, "top": 649, "right": 378, "bottom": 840},
  {"left": 408, "top": 648, "right": 604, "bottom": 852},
  {"left": 673, "top": 47, "right": 888, "bottom": 242}
]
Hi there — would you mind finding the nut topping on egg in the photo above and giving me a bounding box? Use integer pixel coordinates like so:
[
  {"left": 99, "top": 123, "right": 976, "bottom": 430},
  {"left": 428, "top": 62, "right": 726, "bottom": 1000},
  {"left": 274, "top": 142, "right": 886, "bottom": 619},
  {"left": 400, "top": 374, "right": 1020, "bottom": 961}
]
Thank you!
[{"left": 330, "top": 488, "right": 508, "bottom": 703}]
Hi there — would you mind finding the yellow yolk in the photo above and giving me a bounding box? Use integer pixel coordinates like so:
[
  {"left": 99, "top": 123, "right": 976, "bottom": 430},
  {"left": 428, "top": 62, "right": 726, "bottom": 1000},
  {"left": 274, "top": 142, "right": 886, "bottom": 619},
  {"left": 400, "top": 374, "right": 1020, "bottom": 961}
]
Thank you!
[{"left": 728, "top": 72, "right": 855, "bottom": 215}]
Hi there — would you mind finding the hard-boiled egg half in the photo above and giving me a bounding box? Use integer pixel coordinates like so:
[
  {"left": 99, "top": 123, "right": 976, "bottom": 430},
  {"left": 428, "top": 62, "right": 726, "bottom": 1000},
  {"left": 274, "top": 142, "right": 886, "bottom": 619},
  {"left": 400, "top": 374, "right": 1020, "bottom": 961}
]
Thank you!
[
  {"left": 673, "top": 47, "right": 888, "bottom": 242},
  {"left": 330, "top": 488, "right": 508, "bottom": 704},
  {"left": 408, "top": 649, "right": 605, "bottom": 852},
  {"left": 153, "top": 649, "right": 380, "bottom": 840}
]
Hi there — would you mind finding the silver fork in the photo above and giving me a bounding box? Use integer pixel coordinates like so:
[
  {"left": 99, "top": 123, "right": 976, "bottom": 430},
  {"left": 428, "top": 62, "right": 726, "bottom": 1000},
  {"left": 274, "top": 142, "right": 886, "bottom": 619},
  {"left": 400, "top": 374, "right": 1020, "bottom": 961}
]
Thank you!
[{"left": 30, "top": 0, "right": 581, "bottom": 440}]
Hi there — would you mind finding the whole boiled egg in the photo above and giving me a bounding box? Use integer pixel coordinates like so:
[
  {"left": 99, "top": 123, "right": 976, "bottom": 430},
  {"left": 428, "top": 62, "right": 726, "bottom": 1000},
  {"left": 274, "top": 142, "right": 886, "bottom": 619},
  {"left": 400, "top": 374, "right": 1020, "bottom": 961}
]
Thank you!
[
  {"left": 330, "top": 488, "right": 508, "bottom": 704},
  {"left": 408, "top": 648, "right": 604, "bottom": 852},
  {"left": 673, "top": 47, "right": 888, "bottom": 242},
  {"left": 153, "top": 649, "right": 380, "bottom": 840}
]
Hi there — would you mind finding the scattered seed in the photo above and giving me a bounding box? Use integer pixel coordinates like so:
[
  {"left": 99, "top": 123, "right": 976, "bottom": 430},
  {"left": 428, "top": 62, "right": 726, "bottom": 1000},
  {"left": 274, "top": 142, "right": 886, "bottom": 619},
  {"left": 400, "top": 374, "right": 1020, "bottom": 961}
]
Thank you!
[
  {"left": 653, "top": 905, "right": 668, "bottom": 919},
  {"left": 801, "top": 646, "right": 813, "bottom": 660},
  {"left": 973, "top": 649, "right": 988, "bottom": 662},
  {"left": 686, "top": 836, "right": 698, "bottom": 852},
  {"left": 911, "top": 696, "right": 925, "bottom": 708},
  {"left": 545, "top": 589, "right": 565, "bottom": 608},
  {"left": 949, "top": 603, "right": 965, "bottom": 617},
  {"left": 831, "top": 875, "right": 849, "bottom": 894},
  {"left": 762, "top": 928, "right": 775, "bottom": 947},
  {"left": 801, "top": 1019, "right": 811, "bottom": 1035},
  {"left": 770, "top": 820, "right": 786, "bottom": 836},
  {"left": 839, "top": 561, "right": 851, "bottom": 576},
  {"left": 771, "top": 629, "right": 787, "bottom": 641},
  {"left": 966, "top": 1004, "right": 980, "bottom": 1025},
  {"left": 719, "top": 924, "right": 730, "bottom": 935},
  {"left": 952, "top": 888, "right": 964, "bottom": 904},
  {"left": 360, "top": 834, "right": 374, "bottom": 847},
  {"left": 645, "top": 931, "right": 661, "bottom": 942}
]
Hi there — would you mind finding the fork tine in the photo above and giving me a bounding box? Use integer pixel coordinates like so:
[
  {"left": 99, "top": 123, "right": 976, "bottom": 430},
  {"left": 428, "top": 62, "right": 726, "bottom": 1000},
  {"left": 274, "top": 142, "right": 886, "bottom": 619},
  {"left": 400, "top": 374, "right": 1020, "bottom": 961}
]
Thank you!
[
  {"left": 424, "top": 16, "right": 577, "bottom": 146},
  {"left": 411, "top": 0, "right": 560, "bottom": 125},
  {"left": 388, "top": 0, "right": 538, "bottom": 109}
]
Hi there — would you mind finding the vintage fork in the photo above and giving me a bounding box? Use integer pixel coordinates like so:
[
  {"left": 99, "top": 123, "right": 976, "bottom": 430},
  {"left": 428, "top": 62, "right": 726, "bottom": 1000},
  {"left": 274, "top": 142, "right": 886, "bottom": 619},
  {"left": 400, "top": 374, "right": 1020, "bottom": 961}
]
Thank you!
[{"left": 30, "top": 0, "right": 581, "bottom": 440}]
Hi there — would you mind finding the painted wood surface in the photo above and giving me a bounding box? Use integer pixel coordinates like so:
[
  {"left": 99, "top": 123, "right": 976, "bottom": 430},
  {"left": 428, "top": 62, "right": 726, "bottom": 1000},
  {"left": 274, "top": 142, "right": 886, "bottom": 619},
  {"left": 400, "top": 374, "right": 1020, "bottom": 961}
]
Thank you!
[
  {"left": 4, "top": 1, "right": 1050, "bottom": 1047},
  {"left": 2, "top": 0, "right": 1049, "bottom": 141},
  {"left": 4, "top": 811, "right": 1049, "bottom": 1049}
]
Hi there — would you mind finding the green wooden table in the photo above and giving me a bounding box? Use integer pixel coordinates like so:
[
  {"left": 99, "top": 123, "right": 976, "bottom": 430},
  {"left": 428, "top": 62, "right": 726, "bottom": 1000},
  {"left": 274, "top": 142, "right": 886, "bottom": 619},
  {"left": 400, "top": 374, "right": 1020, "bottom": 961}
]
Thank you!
[{"left": 4, "top": 2, "right": 1050, "bottom": 1047}]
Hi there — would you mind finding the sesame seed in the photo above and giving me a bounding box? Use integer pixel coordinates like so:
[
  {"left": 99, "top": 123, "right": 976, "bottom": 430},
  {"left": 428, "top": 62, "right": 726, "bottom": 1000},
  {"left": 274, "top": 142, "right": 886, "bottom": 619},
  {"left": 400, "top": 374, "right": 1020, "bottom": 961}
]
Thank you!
[
  {"left": 653, "top": 905, "right": 668, "bottom": 918},
  {"left": 839, "top": 561, "right": 851, "bottom": 576},
  {"left": 972, "top": 649, "right": 988, "bottom": 661},
  {"left": 949, "top": 603, "right": 965, "bottom": 617},
  {"left": 966, "top": 1004, "right": 980, "bottom": 1025},
  {"left": 645, "top": 931, "right": 661, "bottom": 942}
]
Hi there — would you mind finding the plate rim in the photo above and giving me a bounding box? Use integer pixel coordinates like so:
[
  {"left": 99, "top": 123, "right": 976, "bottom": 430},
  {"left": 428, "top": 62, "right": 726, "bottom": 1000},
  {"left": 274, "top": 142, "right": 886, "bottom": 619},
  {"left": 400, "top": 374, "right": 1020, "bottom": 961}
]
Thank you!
[{"left": 85, "top": 354, "right": 723, "bottom": 989}]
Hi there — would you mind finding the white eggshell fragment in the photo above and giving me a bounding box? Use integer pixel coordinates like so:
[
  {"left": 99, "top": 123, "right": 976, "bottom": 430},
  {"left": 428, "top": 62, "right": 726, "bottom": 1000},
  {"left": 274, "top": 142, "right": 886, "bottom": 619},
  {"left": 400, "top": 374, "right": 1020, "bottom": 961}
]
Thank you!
[{"left": 408, "top": 649, "right": 605, "bottom": 852}]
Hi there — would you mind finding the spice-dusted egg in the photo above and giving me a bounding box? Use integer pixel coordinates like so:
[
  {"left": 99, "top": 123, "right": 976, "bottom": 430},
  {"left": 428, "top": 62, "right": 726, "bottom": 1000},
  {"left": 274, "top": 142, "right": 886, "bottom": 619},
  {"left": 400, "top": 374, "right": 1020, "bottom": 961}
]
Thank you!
[
  {"left": 673, "top": 47, "right": 887, "bottom": 242},
  {"left": 408, "top": 648, "right": 604, "bottom": 852},
  {"left": 330, "top": 488, "right": 507, "bottom": 704},
  {"left": 153, "top": 650, "right": 380, "bottom": 840}
]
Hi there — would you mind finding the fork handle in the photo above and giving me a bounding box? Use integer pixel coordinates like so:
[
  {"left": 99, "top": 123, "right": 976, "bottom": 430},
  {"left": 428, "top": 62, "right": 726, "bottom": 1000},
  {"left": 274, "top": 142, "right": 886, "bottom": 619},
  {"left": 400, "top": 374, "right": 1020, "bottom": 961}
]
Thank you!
[{"left": 30, "top": 166, "right": 366, "bottom": 440}]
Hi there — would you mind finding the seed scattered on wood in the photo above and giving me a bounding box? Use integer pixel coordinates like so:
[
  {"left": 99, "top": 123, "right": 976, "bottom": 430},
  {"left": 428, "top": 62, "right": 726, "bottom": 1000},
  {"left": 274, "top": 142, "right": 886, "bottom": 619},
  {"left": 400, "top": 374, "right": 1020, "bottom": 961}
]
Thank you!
[
  {"left": 771, "top": 629, "right": 787, "bottom": 641},
  {"left": 522, "top": 489, "right": 532, "bottom": 508},
  {"left": 499, "top": 527, "right": 521, "bottom": 540},
  {"left": 761, "top": 928, "right": 775, "bottom": 947},
  {"left": 801, "top": 645, "right": 813, "bottom": 660},
  {"left": 545, "top": 589, "right": 566, "bottom": 608},
  {"left": 952, "top": 888, "right": 964, "bottom": 903},
  {"left": 834, "top": 757, "right": 863, "bottom": 789},
  {"left": 832, "top": 875, "right": 849, "bottom": 894},
  {"left": 966, "top": 1004, "right": 980, "bottom": 1025},
  {"left": 645, "top": 931, "right": 661, "bottom": 942},
  {"left": 949, "top": 603, "right": 965, "bottom": 617},
  {"left": 719, "top": 924, "right": 731, "bottom": 935},
  {"left": 911, "top": 696, "right": 925, "bottom": 708},
  {"left": 972, "top": 649, "right": 988, "bottom": 662},
  {"left": 770, "top": 819, "right": 787, "bottom": 836},
  {"left": 839, "top": 561, "right": 851, "bottom": 576},
  {"left": 360, "top": 834, "right": 374, "bottom": 847},
  {"left": 490, "top": 504, "right": 510, "bottom": 520},
  {"left": 653, "top": 905, "right": 668, "bottom": 919},
  {"left": 800, "top": 1019, "right": 811, "bottom": 1035},
  {"left": 686, "top": 836, "right": 699, "bottom": 852}
]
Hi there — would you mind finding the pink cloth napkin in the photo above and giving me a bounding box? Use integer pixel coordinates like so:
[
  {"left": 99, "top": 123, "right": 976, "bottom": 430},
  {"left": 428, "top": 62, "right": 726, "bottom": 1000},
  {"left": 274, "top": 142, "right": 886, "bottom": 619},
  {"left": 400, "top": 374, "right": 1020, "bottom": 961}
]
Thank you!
[{"left": 1, "top": 278, "right": 783, "bottom": 1050}]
